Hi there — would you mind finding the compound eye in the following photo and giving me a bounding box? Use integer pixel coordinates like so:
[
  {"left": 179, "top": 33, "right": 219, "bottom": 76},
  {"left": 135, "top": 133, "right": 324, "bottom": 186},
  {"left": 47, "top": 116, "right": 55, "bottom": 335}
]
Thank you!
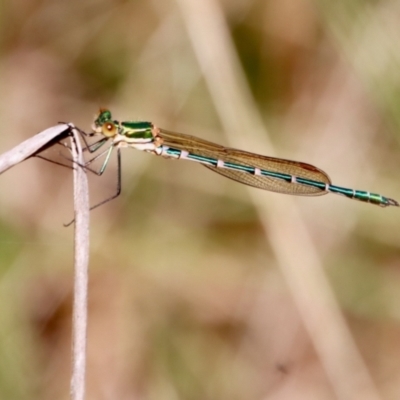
[{"left": 101, "top": 122, "right": 117, "bottom": 137}]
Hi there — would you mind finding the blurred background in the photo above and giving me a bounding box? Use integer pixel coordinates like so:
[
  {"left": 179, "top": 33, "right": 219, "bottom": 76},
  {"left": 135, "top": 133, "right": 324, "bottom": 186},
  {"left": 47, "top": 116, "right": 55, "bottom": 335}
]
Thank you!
[{"left": 1, "top": 0, "right": 400, "bottom": 399}]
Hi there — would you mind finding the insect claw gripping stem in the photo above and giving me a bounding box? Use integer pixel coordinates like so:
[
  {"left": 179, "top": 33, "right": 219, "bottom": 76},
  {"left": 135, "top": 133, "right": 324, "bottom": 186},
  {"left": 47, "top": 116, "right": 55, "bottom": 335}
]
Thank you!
[{"left": 63, "top": 148, "right": 123, "bottom": 227}]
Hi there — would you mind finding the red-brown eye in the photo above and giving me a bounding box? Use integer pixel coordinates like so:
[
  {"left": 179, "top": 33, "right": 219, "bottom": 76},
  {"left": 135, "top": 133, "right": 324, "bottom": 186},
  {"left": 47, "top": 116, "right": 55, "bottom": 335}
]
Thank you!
[{"left": 101, "top": 122, "right": 117, "bottom": 137}]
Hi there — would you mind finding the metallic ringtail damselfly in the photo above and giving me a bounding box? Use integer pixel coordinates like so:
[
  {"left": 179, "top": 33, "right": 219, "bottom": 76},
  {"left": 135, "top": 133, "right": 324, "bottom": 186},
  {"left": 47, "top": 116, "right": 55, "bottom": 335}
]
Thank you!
[{"left": 84, "top": 109, "right": 398, "bottom": 209}]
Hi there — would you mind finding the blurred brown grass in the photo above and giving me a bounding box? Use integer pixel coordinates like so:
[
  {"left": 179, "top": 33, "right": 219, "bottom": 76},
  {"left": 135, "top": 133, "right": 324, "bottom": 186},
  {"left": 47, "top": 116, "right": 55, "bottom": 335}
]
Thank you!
[{"left": 1, "top": 0, "right": 400, "bottom": 399}]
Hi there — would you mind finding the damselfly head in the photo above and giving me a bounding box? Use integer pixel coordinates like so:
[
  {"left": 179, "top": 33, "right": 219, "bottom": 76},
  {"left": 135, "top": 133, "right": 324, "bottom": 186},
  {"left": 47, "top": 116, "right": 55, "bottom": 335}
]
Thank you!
[
  {"left": 92, "top": 109, "right": 118, "bottom": 137},
  {"left": 94, "top": 108, "right": 112, "bottom": 127},
  {"left": 100, "top": 121, "right": 118, "bottom": 138}
]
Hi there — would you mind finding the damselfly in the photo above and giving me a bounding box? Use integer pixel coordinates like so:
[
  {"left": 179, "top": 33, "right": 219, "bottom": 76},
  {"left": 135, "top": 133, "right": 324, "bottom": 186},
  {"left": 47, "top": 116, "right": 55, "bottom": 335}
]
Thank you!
[{"left": 84, "top": 109, "right": 398, "bottom": 209}]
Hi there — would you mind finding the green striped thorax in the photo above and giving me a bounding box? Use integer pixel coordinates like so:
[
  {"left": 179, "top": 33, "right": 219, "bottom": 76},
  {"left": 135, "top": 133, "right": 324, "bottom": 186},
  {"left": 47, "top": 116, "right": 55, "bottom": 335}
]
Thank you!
[{"left": 93, "top": 109, "right": 155, "bottom": 142}]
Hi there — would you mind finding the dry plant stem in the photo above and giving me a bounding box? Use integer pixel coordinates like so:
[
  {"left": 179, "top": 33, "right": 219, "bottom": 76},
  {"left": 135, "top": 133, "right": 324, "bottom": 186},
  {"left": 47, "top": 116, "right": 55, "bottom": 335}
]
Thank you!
[
  {"left": 0, "top": 124, "right": 71, "bottom": 174},
  {"left": 175, "top": 1, "right": 382, "bottom": 399},
  {"left": 0, "top": 123, "right": 90, "bottom": 398},
  {"left": 70, "top": 128, "right": 90, "bottom": 400}
]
